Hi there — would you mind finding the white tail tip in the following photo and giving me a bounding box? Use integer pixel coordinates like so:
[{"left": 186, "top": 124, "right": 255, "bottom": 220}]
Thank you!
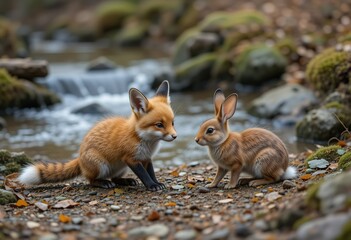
[
  {"left": 282, "top": 166, "right": 297, "bottom": 180},
  {"left": 18, "top": 165, "right": 41, "bottom": 185}
]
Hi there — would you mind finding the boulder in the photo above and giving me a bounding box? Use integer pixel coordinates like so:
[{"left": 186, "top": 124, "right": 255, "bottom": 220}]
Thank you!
[
  {"left": 71, "top": 102, "right": 112, "bottom": 115},
  {"left": 235, "top": 45, "right": 287, "bottom": 85},
  {"left": 117, "top": 19, "right": 148, "bottom": 46},
  {"left": 86, "top": 57, "right": 117, "bottom": 72},
  {"left": 187, "top": 32, "right": 221, "bottom": 58},
  {"left": 174, "top": 53, "right": 216, "bottom": 90},
  {"left": 248, "top": 84, "right": 316, "bottom": 119},
  {"left": 0, "top": 58, "right": 49, "bottom": 80},
  {"left": 172, "top": 28, "right": 201, "bottom": 66},
  {"left": 0, "top": 69, "right": 60, "bottom": 111},
  {"left": 0, "top": 189, "right": 17, "bottom": 205},
  {"left": 0, "top": 149, "right": 33, "bottom": 176}
]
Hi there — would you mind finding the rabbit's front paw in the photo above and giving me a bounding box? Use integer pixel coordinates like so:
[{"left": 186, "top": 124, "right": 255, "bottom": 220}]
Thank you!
[
  {"left": 224, "top": 183, "right": 236, "bottom": 189},
  {"left": 205, "top": 183, "right": 217, "bottom": 188}
]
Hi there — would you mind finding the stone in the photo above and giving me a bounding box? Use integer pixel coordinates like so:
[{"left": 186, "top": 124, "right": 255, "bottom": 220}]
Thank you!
[
  {"left": 128, "top": 224, "right": 169, "bottom": 238},
  {"left": 312, "top": 170, "right": 327, "bottom": 176},
  {"left": 308, "top": 159, "right": 330, "bottom": 169},
  {"left": 265, "top": 192, "right": 281, "bottom": 202},
  {"left": 174, "top": 229, "right": 197, "bottom": 240},
  {"left": 86, "top": 57, "right": 117, "bottom": 71},
  {"left": 27, "top": 221, "right": 40, "bottom": 229},
  {"left": 197, "top": 187, "right": 210, "bottom": 193},
  {"left": 0, "top": 189, "right": 17, "bottom": 205},
  {"left": 71, "top": 103, "right": 112, "bottom": 115},
  {"left": 172, "top": 185, "right": 185, "bottom": 190},
  {"left": 72, "top": 217, "right": 83, "bottom": 225},
  {"left": 282, "top": 180, "right": 296, "bottom": 189},
  {"left": 296, "top": 212, "right": 351, "bottom": 240},
  {"left": 0, "top": 58, "right": 49, "bottom": 79},
  {"left": 90, "top": 218, "right": 106, "bottom": 224},
  {"left": 208, "top": 228, "right": 230, "bottom": 240},
  {"left": 235, "top": 224, "right": 252, "bottom": 237},
  {"left": 187, "top": 32, "right": 221, "bottom": 58},
  {"left": 38, "top": 233, "right": 58, "bottom": 240},
  {"left": 248, "top": 84, "right": 316, "bottom": 119},
  {"left": 110, "top": 205, "right": 121, "bottom": 211}
]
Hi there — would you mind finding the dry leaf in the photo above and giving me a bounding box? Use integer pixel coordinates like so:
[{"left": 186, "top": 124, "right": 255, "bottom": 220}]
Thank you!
[
  {"left": 4, "top": 173, "right": 25, "bottom": 191},
  {"left": 59, "top": 214, "right": 71, "bottom": 223},
  {"left": 35, "top": 202, "right": 48, "bottom": 211},
  {"left": 218, "top": 199, "right": 233, "bottom": 204},
  {"left": 337, "top": 141, "right": 347, "bottom": 147},
  {"left": 53, "top": 199, "right": 79, "bottom": 209},
  {"left": 300, "top": 174, "right": 312, "bottom": 181},
  {"left": 114, "top": 188, "right": 124, "bottom": 194},
  {"left": 251, "top": 197, "right": 259, "bottom": 203},
  {"left": 147, "top": 211, "right": 160, "bottom": 221},
  {"left": 186, "top": 183, "right": 195, "bottom": 188},
  {"left": 89, "top": 200, "right": 99, "bottom": 206},
  {"left": 170, "top": 170, "right": 179, "bottom": 177},
  {"left": 227, "top": 193, "right": 233, "bottom": 198},
  {"left": 15, "top": 199, "right": 29, "bottom": 207},
  {"left": 164, "top": 202, "right": 177, "bottom": 207},
  {"left": 329, "top": 163, "right": 338, "bottom": 170}
]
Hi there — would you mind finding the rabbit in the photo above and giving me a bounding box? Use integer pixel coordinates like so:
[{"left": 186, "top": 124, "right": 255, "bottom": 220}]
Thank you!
[{"left": 194, "top": 89, "right": 297, "bottom": 189}]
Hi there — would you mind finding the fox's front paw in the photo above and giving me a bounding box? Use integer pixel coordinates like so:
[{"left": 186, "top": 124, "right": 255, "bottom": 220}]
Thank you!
[
  {"left": 147, "top": 183, "right": 166, "bottom": 191},
  {"left": 205, "top": 183, "right": 217, "bottom": 188}
]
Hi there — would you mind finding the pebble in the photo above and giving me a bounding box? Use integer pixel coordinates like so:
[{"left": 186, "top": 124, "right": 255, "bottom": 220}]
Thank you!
[
  {"left": 179, "top": 172, "right": 187, "bottom": 176},
  {"left": 312, "top": 170, "right": 327, "bottom": 176},
  {"left": 235, "top": 224, "right": 252, "bottom": 237},
  {"left": 261, "top": 189, "right": 268, "bottom": 193},
  {"left": 197, "top": 186, "right": 210, "bottom": 193},
  {"left": 282, "top": 180, "right": 296, "bottom": 189},
  {"left": 131, "top": 215, "right": 144, "bottom": 221},
  {"left": 208, "top": 228, "right": 230, "bottom": 240},
  {"left": 308, "top": 159, "right": 330, "bottom": 169},
  {"left": 38, "top": 233, "right": 58, "bottom": 240},
  {"left": 255, "top": 193, "right": 264, "bottom": 197},
  {"left": 128, "top": 224, "right": 169, "bottom": 238},
  {"left": 305, "top": 168, "right": 314, "bottom": 174},
  {"left": 88, "top": 191, "right": 97, "bottom": 195},
  {"left": 165, "top": 209, "right": 173, "bottom": 215},
  {"left": 90, "top": 218, "right": 106, "bottom": 224},
  {"left": 174, "top": 229, "right": 197, "bottom": 240},
  {"left": 172, "top": 185, "right": 185, "bottom": 190},
  {"left": 55, "top": 196, "right": 66, "bottom": 201},
  {"left": 189, "top": 161, "right": 200, "bottom": 167},
  {"left": 72, "top": 217, "right": 83, "bottom": 225},
  {"left": 110, "top": 205, "right": 121, "bottom": 211},
  {"left": 265, "top": 192, "right": 281, "bottom": 202},
  {"left": 62, "top": 224, "right": 81, "bottom": 231},
  {"left": 27, "top": 221, "right": 40, "bottom": 229}
]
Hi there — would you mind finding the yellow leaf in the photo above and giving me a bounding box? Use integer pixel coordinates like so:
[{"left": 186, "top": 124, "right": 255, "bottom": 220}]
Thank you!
[
  {"left": 15, "top": 199, "right": 29, "bottom": 207},
  {"left": 300, "top": 174, "right": 312, "bottom": 181},
  {"left": 164, "top": 202, "right": 177, "bottom": 207},
  {"left": 114, "top": 188, "right": 124, "bottom": 194},
  {"left": 59, "top": 214, "right": 71, "bottom": 223},
  {"left": 186, "top": 183, "right": 195, "bottom": 188},
  {"left": 170, "top": 170, "right": 179, "bottom": 177},
  {"left": 251, "top": 197, "right": 259, "bottom": 203}
]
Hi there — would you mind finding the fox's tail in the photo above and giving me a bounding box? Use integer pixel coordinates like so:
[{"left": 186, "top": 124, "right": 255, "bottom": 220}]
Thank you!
[{"left": 18, "top": 158, "right": 81, "bottom": 185}]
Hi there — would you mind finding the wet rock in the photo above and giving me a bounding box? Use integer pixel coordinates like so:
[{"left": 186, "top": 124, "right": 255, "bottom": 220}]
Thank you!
[
  {"left": 282, "top": 180, "right": 296, "bottom": 189},
  {"left": 235, "top": 44, "right": 287, "bottom": 86},
  {"left": 0, "top": 189, "right": 17, "bottom": 205},
  {"left": 128, "top": 224, "right": 169, "bottom": 238},
  {"left": 0, "top": 149, "right": 33, "bottom": 175},
  {"left": 308, "top": 159, "right": 330, "bottom": 169},
  {"left": 0, "top": 58, "right": 48, "bottom": 79},
  {"left": 296, "top": 212, "right": 351, "bottom": 240},
  {"left": 248, "top": 84, "right": 316, "bottom": 119},
  {"left": 197, "top": 186, "right": 210, "bottom": 193},
  {"left": 90, "top": 218, "right": 106, "bottom": 224},
  {"left": 86, "top": 57, "right": 117, "bottom": 71},
  {"left": 71, "top": 103, "right": 112, "bottom": 115},
  {"left": 174, "top": 229, "right": 197, "bottom": 240},
  {"left": 208, "top": 228, "right": 230, "bottom": 240},
  {"left": 235, "top": 224, "right": 252, "bottom": 238},
  {"left": 62, "top": 224, "right": 81, "bottom": 231}
]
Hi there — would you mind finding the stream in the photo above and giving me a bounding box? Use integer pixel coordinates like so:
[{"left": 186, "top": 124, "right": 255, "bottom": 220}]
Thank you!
[{"left": 0, "top": 44, "right": 313, "bottom": 168}]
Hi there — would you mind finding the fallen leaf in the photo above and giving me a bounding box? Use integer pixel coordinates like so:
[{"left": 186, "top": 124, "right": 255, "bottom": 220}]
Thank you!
[
  {"left": 89, "top": 200, "right": 99, "bottom": 206},
  {"left": 164, "top": 202, "right": 177, "bottom": 207},
  {"left": 4, "top": 173, "right": 25, "bottom": 191},
  {"left": 59, "top": 214, "right": 71, "bottom": 223},
  {"left": 35, "top": 202, "right": 48, "bottom": 211},
  {"left": 251, "top": 197, "right": 259, "bottom": 203},
  {"left": 170, "top": 170, "right": 179, "bottom": 177},
  {"left": 300, "top": 174, "right": 312, "bottom": 181},
  {"left": 186, "top": 183, "right": 195, "bottom": 188},
  {"left": 15, "top": 199, "right": 28, "bottom": 207},
  {"left": 107, "top": 190, "right": 115, "bottom": 196},
  {"left": 53, "top": 199, "right": 79, "bottom": 209},
  {"left": 267, "top": 187, "right": 274, "bottom": 192},
  {"left": 329, "top": 162, "right": 338, "bottom": 170},
  {"left": 337, "top": 141, "right": 347, "bottom": 147},
  {"left": 147, "top": 211, "right": 160, "bottom": 221},
  {"left": 114, "top": 188, "right": 124, "bottom": 194},
  {"left": 218, "top": 199, "right": 233, "bottom": 204}
]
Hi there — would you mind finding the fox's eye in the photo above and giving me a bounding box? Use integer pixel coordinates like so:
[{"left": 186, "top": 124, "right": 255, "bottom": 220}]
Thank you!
[
  {"left": 155, "top": 122, "right": 164, "bottom": 128},
  {"left": 206, "top": 128, "right": 214, "bottom": 134}
]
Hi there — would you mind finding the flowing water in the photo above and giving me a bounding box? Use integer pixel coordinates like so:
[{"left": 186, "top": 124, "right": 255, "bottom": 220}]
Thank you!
[{"left": 0, "top": 43, "right": 313, "bottom": 168}]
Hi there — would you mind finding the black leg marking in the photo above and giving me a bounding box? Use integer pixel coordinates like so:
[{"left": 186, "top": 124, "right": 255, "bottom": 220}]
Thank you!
[
  {"left": 128, "top": 162, "right": 165, "bottom": 191},
  {"left": 90, "top": 179, "right": 116, "bottom": 189},
  {"left": 111, "top": 177, "right": 138, "bottom": 186},
  {"left": 145, "top": 161, "right": 166, "bottom": 189}
]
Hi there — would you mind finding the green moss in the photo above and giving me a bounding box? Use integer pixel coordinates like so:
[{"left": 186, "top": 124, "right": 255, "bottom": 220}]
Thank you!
[
  {"left": 235, "top": 44, "right": 287, "bottom": 85},
  {"left": 199, "top": 10, "right": 270, "bottom": 31},
  {"left": 306, "top": 47, "right": 351, "bottom": 95},
  {"left": 292, "top": 215, "right": 315, "bottom": 230},
  {"left": 138, "top": 0, "right": 181, "bottom": 20},
  {"left": 0, "top": 69, "right": 60, "bottom": 110},
  {"left": 0, "top": 149, "right": 33, "bottom": 176},
  {"left": 171, "top": 28, "right": 200, "bottom": 66},
  {"left": 0, "top": 17, "right": 21, "bottom": 57},
  {"left": 338, "top": 33, "right": 351, "bottom": 44},
  {"left": 338, "top": 151, "right": 351, "bottom": 170},
  {"left": 305, "top": 180, "right": 324, "bottom": 210},
  {"left": 0, "top": 189, "right": 17, "bottom": 205},
  {"left": 175, "top": 53, "right": 217, "bottom": 77},
  {"left": 324, "top": 101, "right": 345, "bottom": 110},
  {"left": 117, "top": 19, "right": 148, "bottom": 46},
  {"left": 275, "top": 38, "right": 298, "bottom": 62},
  {"left": 336, "top": 220, "right": 351, "bottom": 240},
  {"left": 96, "top": 1, "right": 137, "bottom": 33},
  {"left": 305, "top": 145, "right": 341, "bottom": 164}
]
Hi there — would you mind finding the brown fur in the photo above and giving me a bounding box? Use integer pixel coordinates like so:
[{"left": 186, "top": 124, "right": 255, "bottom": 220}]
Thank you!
[{"left": 195, "top": 90, "right": 290, "bottom": 189}]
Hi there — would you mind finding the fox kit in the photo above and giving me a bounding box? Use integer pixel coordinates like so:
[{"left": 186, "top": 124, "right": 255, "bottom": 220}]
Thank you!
[
  {"left": 195, "top": 89, "right": 296, "bottom": 189},
  {"left": 18, "top": 81, "right": 177, "bottom": 191}
]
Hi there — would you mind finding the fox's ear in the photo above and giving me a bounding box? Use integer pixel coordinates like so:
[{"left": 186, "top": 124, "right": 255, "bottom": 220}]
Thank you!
[
  {"left": 155, "top": 80, "right": 170, "bottom": 103},
  {"left": 214, "top": 89, "right": 225, "bottom": 117},
  {"left": 218, "top": 93, "right": 238, "bottom": 124},
  {"left": 129, "top": 88, "right": 149, "bottom": 116}
]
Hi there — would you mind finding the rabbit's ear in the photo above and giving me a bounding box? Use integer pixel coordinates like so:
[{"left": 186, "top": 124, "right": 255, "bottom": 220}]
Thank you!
[
  {"left": 213, "top": 89, "right": 225, "bottom": 116},
  {"left": 219, "top": 93, "right": 238, "bottom": 123}
]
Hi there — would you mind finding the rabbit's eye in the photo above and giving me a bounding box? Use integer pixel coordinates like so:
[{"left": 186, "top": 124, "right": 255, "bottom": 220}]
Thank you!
[{"left": 206, "top": 128, "right": 214, "bottom": 134}]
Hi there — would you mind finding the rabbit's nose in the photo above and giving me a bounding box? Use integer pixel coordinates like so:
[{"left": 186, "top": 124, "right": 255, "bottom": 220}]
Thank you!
[{"left": 195, "top": 137, "right": 199, "bottom": 143}]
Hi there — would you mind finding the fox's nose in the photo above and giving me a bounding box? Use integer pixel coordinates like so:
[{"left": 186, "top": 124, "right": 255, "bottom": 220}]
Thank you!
[
  {"left": 195, "top": 137, "right": 199, "bottom": 143},
  {"left": 172, "top": 134, "right": 177, "bottom": 139}
]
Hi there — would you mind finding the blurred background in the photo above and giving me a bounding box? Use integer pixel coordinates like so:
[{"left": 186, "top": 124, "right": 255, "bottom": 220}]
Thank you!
[{"left": 0, "top": 0, "right": 350, "bottom": 167}]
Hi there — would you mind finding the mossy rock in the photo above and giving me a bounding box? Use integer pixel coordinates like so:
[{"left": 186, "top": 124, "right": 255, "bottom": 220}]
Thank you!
[
  {"left": 171, "top": 28, "right": 200, "bottom": 66},
  {"left": 0, "top": 189, "right": 17, "bottom": 205},
  {"left": 199, "top": 10, "right": 270, "bottom": 31},
  {"left": 138, "top": 0, "right": 182, "bottom": 21},
  {"left": 305, "top": 145, "right": 341, "bottom": 164},
  {"left": 96, "top": 1, "right": 137, "bottom": 33},
  {"left": 338, "top": 151, "right": 351, "bottom": 170},
  {"left": 0, "top": 68, "right": 60, "bottom": 110},
  {"left": 275, "top": 38, "right": 298, "bottom": 62},
  {"left": 116, "top": 19, "right": 148, "bottom": 46},
  {"left": 235, "top": 44, "right": 287, "bottom": 85},
  {"left": 305, "top": 47, "right": 351, "bottom": 95},
  {"left": 338, "top": 33, "right": 351, "bottom": 44},
  {"left": 0, "top": 149, "right": 33, "bottom": 176},
  {"left": 306, "top": 180, "right": 324, "bottom": 209},
  {"left": 0, "top": 17, "right": 26, "bottom": 57},
  {"left": 174, "top": 53, "right": 216, "bottom": 90}
]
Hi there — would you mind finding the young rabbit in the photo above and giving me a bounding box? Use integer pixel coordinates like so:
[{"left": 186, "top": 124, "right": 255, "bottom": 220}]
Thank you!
[{"left": 195, "top": 89, "right": 297, "bottom": 189}]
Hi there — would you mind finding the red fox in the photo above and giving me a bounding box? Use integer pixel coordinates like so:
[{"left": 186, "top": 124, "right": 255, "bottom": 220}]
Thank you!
[{"left": 18, "top": 81, "right": 177, "bottom": 191}]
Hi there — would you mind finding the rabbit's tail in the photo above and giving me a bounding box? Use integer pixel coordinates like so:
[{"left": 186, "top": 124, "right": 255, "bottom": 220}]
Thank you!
[{"left": 282, "top": 166, "right": 297, "bottom": 180}]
